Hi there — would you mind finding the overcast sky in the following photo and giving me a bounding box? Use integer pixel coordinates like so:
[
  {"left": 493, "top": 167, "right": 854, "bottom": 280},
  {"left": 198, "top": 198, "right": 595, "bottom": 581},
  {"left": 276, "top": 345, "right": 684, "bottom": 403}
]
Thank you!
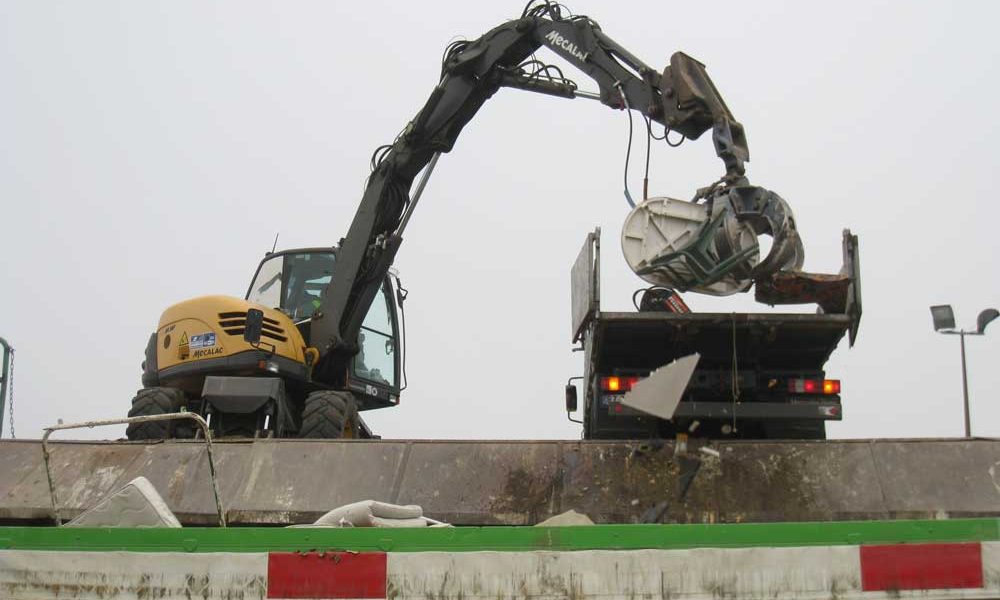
[{"left": 1, "top": 1, "right": 998, "bottom": 441}]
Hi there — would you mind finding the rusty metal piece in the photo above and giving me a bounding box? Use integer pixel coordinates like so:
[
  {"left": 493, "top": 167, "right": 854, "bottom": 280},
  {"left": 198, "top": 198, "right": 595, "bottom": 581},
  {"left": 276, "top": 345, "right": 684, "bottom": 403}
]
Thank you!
[
  {"left": 41, "top": 412, "right": 225, "bottom": 527},
  {"left": 755, "top": 270, "right": 851, "bottom": 314},
  {"left": 755, "top": 230, "right": 862, "bottom": 347}
]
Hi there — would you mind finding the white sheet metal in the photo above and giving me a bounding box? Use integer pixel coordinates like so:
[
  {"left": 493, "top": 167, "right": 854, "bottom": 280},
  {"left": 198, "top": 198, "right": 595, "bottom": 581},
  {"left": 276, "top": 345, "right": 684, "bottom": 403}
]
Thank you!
[
  {"left": 620, "top": 353, "right": 700, "bottom": 420},
  {"left": 66, "top": 476, "right": 181, "bottom": 528}
]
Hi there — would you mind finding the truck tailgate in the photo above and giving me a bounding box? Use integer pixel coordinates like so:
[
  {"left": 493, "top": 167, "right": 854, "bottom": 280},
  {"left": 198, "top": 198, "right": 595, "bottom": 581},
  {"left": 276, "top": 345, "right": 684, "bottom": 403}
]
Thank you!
[{"left": 594, "top": 312, "right": 851, "bottom": 369}]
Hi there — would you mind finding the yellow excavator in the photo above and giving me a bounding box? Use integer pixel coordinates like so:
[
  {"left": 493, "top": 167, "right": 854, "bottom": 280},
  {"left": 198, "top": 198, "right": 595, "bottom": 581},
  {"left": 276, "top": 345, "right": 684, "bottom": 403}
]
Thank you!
[
  {"left": 130, "top": 249, "right": 402, "bottom": 439},
  {"left": 128, "top": 1, "right": 797, "bottom": 440}
]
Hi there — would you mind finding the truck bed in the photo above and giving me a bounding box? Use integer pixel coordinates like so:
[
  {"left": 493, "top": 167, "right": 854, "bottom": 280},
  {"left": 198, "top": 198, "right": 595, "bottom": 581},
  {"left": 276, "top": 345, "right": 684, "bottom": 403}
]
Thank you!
[{"left": 593, "top": 311, "right": 851, "bottom": 370}]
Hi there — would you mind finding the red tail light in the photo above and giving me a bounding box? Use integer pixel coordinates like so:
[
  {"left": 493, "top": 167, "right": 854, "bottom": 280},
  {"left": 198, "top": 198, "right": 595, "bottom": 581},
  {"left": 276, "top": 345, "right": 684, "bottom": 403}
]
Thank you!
[
  {"left": 788, "top": 378, "right": 841, "bottom": 395},
  {"left": 600, "top": 376, "right": 640, "bottom": 392}
]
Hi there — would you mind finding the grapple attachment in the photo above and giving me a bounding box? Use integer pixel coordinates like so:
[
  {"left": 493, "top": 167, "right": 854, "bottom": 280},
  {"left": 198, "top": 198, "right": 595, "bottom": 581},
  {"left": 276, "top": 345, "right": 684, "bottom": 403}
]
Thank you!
[{"left": 621, "top": 186, "right": 804, "bottom": 296}]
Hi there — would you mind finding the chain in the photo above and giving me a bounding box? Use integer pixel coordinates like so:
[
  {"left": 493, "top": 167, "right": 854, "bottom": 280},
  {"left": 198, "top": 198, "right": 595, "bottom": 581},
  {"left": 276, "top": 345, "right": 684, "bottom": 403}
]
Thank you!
[{"left": 7, "top": 348, "right": 14, "bottom": 439}]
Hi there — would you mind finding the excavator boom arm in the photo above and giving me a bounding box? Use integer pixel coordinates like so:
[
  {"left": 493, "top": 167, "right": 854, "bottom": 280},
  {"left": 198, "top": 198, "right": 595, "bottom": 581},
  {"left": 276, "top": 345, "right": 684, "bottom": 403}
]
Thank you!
[{"left": 310, "top": 8, "right": 749, "bottom": 384}]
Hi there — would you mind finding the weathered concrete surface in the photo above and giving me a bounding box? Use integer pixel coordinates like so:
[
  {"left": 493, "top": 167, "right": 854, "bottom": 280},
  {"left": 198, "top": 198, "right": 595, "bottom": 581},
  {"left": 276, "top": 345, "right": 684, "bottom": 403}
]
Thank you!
[{"left": 0, "top": 438, "right": 997, "bottom": 526}]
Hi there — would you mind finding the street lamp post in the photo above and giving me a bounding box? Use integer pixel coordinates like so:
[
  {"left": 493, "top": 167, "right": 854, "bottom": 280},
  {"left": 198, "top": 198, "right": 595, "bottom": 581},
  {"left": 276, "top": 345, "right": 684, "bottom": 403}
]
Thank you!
[
  {"left": 0, "top": 337, "right": 10, "bottom": 438},
  {"left": 930, "top": 305, "right": 999, "bottom": 438}
]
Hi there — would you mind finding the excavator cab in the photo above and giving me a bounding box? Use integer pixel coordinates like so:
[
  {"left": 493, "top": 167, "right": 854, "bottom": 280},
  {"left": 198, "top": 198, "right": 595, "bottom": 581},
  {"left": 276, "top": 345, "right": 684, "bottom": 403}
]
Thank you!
[
  {"left": 245, "top": 248, "right": 404, "bottom": 411},
  {"left": 246, "top": 250, "right": 336, "bottom": 323}
]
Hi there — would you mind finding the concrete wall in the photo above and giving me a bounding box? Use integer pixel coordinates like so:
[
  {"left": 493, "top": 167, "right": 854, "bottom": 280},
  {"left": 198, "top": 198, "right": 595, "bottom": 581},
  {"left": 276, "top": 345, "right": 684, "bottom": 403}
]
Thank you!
[{"left": 1, "top": 438, "right": 998, "bottom": 526}]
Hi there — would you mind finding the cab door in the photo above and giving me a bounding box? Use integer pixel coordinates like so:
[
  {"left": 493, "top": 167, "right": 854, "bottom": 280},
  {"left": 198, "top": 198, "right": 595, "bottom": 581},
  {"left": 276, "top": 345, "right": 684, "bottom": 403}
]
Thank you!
[{"left": 347, "top": 276, "right": 402, "bottom": 410}]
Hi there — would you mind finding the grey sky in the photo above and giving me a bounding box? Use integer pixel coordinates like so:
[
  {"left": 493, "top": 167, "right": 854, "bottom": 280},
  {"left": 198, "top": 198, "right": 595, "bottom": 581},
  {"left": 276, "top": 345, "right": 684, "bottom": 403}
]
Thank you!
[{"left": 1, "top": 1, "right": 998, "bottom": 441}]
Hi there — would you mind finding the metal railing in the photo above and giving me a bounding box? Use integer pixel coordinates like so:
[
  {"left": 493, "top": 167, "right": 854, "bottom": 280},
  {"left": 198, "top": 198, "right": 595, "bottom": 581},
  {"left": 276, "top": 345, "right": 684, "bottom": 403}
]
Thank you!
[{"left": 41, "top": 412, "right": 226, "bottom": 527}]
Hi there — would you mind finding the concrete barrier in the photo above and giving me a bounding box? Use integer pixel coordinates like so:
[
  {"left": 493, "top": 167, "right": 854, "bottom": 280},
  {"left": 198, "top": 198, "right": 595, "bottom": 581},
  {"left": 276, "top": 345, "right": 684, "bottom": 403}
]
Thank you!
[{"left": 0, "top": 438, "right": 997, "bottom": 526}]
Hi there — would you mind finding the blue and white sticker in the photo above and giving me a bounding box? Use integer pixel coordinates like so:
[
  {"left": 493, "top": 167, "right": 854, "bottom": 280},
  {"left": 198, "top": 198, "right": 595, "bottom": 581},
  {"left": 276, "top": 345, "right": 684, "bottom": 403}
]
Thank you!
[{"left": 190, "top": 333, "right": 216, "bottom": 349}]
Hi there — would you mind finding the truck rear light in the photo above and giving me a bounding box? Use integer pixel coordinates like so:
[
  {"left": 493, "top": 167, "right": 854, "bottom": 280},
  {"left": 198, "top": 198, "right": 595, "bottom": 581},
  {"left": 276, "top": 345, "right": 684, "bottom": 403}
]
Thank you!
[
  {"left": 788, "top": 378, "right": 840, "bottom": 394},
  {"left": 600, "top": 376, "right": 640, "bottom": 392}
]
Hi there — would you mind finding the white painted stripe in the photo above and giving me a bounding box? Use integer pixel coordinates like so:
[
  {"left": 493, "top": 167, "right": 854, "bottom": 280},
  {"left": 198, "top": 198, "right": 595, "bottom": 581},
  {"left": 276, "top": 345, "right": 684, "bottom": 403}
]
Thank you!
[
  {"left": 389, "top": 547, "right": 863, "bottom": 600},
  {"left": 985, "top": 542, "right": 1000, "bottom": 590},
  {"left": 0, "top": 551, "right": 267, "bottom": 600},
  {"left": 389, "top": 547, "right": 1000, "bottom": 600}
]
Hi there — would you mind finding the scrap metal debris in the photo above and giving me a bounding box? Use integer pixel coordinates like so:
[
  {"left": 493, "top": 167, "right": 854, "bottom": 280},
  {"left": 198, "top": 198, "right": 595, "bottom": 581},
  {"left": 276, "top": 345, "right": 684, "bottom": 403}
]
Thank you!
[
  {"left": 619, "top": 353, "right": 700, "bottom": 420},
  {"left": 307, "top": 500, "right": 449, "bottom": 528},
  {"left": 621, "top": 186, "right": 804, "bottom": 296},
  {"left": 535, "top": 509, "right": 595, "bottom": 527},
  {"left": 67, "top": 476, "right": 181, "bottom": 528}
]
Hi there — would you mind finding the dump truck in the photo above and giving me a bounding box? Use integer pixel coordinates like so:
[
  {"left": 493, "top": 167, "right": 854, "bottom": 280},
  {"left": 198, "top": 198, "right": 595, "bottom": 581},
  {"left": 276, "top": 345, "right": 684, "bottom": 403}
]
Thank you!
[{"left": 567, "top": 227, "right": 862, "bottom": 440}]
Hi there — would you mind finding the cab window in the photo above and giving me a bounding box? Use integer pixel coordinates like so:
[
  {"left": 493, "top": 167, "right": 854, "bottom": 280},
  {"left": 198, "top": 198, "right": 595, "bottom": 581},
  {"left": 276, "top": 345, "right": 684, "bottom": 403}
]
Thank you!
[
  {"left": 247, "top": 252, "right": 336, "bottom": 321},
  {"left": 353, "top": 287, "right": 396, "bottom": 388},
  {"left": 248, "top": 250, "right": 399, "bottom": 389}
]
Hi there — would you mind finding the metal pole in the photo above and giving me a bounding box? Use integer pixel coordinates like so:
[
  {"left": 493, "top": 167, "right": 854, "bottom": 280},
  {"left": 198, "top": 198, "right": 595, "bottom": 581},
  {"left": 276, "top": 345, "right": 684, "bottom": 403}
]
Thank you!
[
  {"left": 959, "top": 331, "right": 971, "bottom": 438},
  {"left": 396, "top": 152, "right": 441, "bottom": 236},
  {"left": 0, "top": 338, "right": 10, "bottom": 438},
  {"left": 42, "top": 412, "right": 226, "bottom": 526}
]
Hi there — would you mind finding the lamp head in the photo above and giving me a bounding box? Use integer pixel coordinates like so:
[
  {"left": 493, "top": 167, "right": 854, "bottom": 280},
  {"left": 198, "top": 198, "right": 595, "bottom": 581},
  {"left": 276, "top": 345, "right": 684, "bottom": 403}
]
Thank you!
[
  {"left": 976, "top": 308, "right": 999, "bottom": 335},
  {"left": 930, "top": 304, "right": 956, "bottom": 332}
]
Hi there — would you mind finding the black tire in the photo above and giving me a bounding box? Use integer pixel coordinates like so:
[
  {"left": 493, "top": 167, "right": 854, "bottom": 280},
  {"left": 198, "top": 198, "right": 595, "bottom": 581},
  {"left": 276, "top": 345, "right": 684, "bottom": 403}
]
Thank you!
[
  {"left": 126, "top": 387, "right": 192, "bottom": 440},
  {"left": 299, "top": 390, "right": 359, "bottom": 439},
  {"left": 140, "top": 332, "right": 159, "bottom": 388}
]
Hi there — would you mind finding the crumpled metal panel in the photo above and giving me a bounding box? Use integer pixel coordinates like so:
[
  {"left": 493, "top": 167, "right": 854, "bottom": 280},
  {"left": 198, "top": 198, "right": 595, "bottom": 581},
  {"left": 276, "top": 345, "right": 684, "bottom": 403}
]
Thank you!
[
  {"left": 0, "top": 438, "right": 998, "bottom": 526},
  {"left": 755, "top": 270, "right": 851, "bottom": 314}
]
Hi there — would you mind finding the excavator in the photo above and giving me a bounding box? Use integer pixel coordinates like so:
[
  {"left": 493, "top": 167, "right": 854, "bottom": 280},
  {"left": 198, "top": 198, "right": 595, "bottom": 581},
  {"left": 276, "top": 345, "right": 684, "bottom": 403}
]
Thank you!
[{"left": 127, "top": 2, "right": 806, "bottom": 440}]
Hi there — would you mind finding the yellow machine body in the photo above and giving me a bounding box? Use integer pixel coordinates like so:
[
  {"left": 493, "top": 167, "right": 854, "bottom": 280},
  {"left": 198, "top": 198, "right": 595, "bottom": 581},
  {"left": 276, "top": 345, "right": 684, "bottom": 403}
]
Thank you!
[{"left": 154, "top": 295, "right": 316, "bottom": 394}]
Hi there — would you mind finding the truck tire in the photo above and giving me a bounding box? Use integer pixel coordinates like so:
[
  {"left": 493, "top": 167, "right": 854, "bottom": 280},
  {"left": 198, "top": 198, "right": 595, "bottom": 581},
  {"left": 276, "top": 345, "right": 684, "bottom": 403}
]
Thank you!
[
  {"left": 126, "top": 387, "right": 193, "bottom": 440},
  {"left": 299, "top": 390, "right": 359, "bottom": 439}
]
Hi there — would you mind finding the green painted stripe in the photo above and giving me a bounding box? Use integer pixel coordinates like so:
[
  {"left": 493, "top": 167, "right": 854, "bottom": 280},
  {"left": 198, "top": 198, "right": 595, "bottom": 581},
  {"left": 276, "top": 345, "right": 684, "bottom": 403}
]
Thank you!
[{"left": 0, "top": 519, "right": 996, "bottom": 553}]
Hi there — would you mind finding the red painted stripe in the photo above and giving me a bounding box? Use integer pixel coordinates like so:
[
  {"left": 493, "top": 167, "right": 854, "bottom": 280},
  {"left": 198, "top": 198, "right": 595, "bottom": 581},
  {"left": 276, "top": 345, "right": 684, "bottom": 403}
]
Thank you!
[
  {"left": 267, "top": 551, "right": 387, "bottom": 599},
  {"left": 860, "top": 543, "right": 983, "bottom": 591}
]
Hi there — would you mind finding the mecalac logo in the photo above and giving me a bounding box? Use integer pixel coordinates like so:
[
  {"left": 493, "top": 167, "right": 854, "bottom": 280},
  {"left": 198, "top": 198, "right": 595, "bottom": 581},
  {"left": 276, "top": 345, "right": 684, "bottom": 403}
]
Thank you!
[{"left": 544, "top": 30, "right": 587, "bottom": 61}]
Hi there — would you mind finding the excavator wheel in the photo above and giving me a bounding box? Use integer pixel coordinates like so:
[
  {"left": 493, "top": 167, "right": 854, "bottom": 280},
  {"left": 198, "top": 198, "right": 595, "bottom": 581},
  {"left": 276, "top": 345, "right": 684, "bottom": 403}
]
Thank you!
[
  {"left": 299, "top": 390, "right": 359, "bottom": 439},
  {"left": 126, "top": 387, "right": 194, "bottom": 440},
  {"left": 140, "top": 332, "right": 159, "bottom": 388}
]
